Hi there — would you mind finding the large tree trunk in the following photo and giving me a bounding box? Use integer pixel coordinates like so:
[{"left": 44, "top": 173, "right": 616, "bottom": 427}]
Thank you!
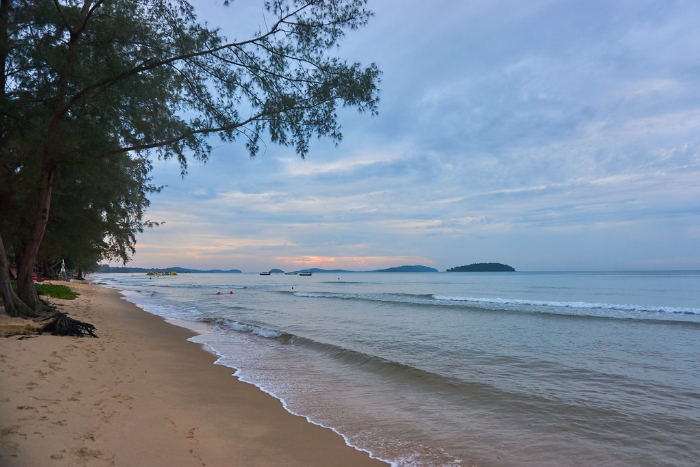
[
  {"left": 17, "top": 164, "right": 55, "bottom": 312},
  {"left": 0, "top": 233, "right": 35, "bottom": 317}
]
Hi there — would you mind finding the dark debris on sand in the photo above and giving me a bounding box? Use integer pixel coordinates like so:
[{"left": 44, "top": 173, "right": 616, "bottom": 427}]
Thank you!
[{"left": 32, "top": 300, "right": 98, "bottom": 338}]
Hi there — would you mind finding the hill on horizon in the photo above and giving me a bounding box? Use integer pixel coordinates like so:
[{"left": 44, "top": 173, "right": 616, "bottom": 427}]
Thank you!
[
  {"left": 96, "top": 265, "right": 242, "bottom": 274},
  {"left": 97, "top": 264, "right": 440, "bottom": 274},
  {"left": 294, "top": 264, "right": 438, "bottom": 273},
  {"left": 374, "top": 265, "right": 438, "bottom": 272},
  {"left": 446, "top": 263, "right": 515, "bottom": 272}
]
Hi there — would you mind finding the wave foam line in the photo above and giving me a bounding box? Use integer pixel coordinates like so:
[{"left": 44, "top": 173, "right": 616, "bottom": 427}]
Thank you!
[
  {"left": 196, "top": 318, "right": 511, "bottom": 402},
  {"left": 432, "top": 295, "right": 700, "bottom": 315},
  {"left": 197, "top": 339, "right": 397, "bottom": 467},
  {"left": 291, "top": 291, "right": 433, "bottom": 300},
  {"left": 199, "top": 317, "right": 284, "bottom": 339},
  {"left": 96, "top": 283, "right": 397, "bottom": 466}
]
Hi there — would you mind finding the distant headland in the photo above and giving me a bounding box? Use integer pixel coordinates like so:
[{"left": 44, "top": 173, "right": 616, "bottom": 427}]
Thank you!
[
  {"left": 446, "top": 263, "right": 515, "bottom": 272},
  {"left": 294, "top": 265, "right": 438, "bottom": 273},
  {"left": 96, "top": 265, "right": 242, "bottom": 274},
  {"left": 374, "top": 265, "right": 438, "bottom": 272},
  {"left": 96, "top": 264, "right": 442, "bottom": 274}
]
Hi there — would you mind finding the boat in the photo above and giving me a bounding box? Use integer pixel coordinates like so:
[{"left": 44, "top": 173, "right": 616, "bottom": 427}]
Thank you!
[
  {"left": 299, "top": 272, "right": 312, "bottom": 276},
  {"left": 285, "top": 272, "right": 298, "bottom": 275},
  {"left": 260, "top": 271, "right": 271, "bottom": 275}
]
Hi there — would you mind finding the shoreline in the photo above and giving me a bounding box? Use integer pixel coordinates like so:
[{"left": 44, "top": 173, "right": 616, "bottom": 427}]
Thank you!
[
  {"left": 0, "top": 281, "right": 388, "bottom": 466},
  {"left": 174, "top": 320, "right": 387, "bottom": 464}
]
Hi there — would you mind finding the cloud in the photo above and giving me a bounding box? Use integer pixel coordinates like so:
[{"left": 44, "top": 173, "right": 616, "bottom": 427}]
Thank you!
[{"left": 125, "top": 0, "right": 700, "bottom": 271}]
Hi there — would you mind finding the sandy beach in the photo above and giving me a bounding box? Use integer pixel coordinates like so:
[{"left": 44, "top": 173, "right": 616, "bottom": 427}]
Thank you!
[{"left": 0, "top": 281, "right": 387, "bottom": 466}]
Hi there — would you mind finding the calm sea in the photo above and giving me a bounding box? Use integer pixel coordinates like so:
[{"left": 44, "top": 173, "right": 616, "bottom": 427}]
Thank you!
[{"left": 95, "top": 271, "right": 700, "bottom": 467}]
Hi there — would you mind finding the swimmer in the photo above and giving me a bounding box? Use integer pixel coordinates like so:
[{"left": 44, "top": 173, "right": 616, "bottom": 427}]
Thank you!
[{"left": 216, "top": 291, "right": 221, "bottom": 295}]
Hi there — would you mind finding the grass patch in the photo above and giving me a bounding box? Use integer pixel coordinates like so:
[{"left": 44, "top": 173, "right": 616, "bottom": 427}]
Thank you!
[
  {"left": 10, "top": 282, "right": 79, "bottom": 300},
  {"left": 36, "top": 284, "right": 79, "bottom": 300}
]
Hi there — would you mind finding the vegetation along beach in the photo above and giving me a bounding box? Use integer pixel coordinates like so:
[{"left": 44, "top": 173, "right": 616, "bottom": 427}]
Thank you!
[{"left": 2, "top": 0, "right": 700, "bottom": 466}]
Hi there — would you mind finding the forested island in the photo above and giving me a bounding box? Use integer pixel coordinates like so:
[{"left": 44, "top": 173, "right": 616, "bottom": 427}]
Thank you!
[
  {"left": 447, "top": 263, "right": 516, "bottom": 272},
  {"left": 375, "top": 265, "right": 438, "bottom": 272},
  {"left": 295, "top": 265, "right": 438, "bottom": 273}
]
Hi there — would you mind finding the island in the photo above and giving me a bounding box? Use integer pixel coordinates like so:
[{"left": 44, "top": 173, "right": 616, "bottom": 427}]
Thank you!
[
  {"left": 374, "top": 265, "right": 438, "bottom": 272},
  {"left": 296, "top": 268, "right": 355, "bottom": 273},
  {"left": 269, "top": 269, "right": 284, "bottom": 274},
  {"left": 294, "top": 265, "right": 438, "bottom": 273},
  {"left": 446, "top": 263, "right": 515, "bottom": 272}
]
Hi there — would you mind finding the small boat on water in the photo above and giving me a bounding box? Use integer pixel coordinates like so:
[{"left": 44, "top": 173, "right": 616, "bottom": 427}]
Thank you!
[
  {"left": 285, "top": 272, "right": 298, "bottom": 275},
  {"left": 260, "top": 271, "right": 271, "bottom": 275},
  {"left": 299, "top": 272, "right": 312, "bottom": 276}
]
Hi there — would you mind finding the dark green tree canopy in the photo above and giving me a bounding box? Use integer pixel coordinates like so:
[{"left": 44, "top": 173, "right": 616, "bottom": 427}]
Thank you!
[
  {"left": 4, "top": 0, "right": 380, "bottom": 169},
  {"left": 0, "top": 0, "right": 380, "bottom": 315},
  {"left": 38, "top": 153, "right": 160, "bottom": 268}
]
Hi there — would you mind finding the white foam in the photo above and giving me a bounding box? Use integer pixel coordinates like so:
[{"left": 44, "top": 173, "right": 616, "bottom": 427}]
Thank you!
[
  {"left": 222, "top": 320, "right": 282, "bottom": 338},
  {"left": 432, "top": 295, "right": 700, "bottom": 315}
]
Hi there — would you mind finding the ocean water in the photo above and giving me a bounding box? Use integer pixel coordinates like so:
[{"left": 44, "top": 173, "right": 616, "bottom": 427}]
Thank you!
[{"left": 95, "top": 271, "right": 700, "bottom": 467}]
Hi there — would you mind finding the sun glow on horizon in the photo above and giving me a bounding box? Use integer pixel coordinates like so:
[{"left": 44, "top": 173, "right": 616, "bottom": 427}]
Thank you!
[{"left": 274, "top": 255, "right": 434, "bottom": 270}]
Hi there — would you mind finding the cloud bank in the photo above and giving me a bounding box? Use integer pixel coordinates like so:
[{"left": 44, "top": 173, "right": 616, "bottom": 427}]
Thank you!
[{"left": 125, "top": 0, "right": 700, "bottom": 271}]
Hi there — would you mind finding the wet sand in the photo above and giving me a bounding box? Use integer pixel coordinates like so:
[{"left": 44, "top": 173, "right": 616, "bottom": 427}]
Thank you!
[{"left": 0, "top": 281, "right": 387, "bottom": 466}]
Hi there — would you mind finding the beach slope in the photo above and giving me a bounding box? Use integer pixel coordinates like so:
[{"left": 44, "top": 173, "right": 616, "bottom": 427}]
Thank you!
[{"left": 0, "top": 282, "right": 386, "bottom": 466}]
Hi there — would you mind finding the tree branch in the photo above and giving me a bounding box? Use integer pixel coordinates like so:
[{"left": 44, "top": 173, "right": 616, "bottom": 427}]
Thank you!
[
  {"left": 56, "top": 2, "right": 313, "bottom": 119},
  {"left": 51, "top": 0, "right": 75, "bottom": 34}
]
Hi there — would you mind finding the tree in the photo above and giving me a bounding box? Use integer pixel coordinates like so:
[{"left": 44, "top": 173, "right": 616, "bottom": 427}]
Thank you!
[
  {"left": 36, "top": 151, "right": 160, "bottom": 274},
  {"left": 0, "top": 0, "right": 380, "bottom": 315}
]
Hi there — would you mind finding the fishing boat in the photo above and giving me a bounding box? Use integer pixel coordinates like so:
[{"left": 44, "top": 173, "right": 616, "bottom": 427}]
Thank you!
[
  {"left": 299, "top": 272, "right": 312, "bottom": 276},
  {"left": 260, "top": 271, "right": 271, "bottom": 275},
  {"left": 285, "top": 272, "right": 298, "bottom": 275}
]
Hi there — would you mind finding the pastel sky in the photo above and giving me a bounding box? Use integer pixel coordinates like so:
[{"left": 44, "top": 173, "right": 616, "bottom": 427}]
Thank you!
[{"left": 124, "top": 0, "right": 700, "bottom": 272}]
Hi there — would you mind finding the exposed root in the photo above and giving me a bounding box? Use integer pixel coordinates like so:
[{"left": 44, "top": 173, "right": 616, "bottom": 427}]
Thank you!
[
  {"left": 33, "top": 311, "right": 98, "bottom": 338},
  {"left": 29, "top": 298, "right": 98, "bottom": 338}
]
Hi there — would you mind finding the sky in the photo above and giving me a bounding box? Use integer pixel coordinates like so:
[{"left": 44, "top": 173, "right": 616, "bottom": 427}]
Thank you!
[{"left": 123, "top": 0, "right": 700, "bottom": 272}]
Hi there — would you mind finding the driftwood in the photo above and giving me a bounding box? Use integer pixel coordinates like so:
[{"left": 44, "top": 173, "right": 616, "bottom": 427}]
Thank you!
[{"left": 32, "top": 300, "right": 98, "bottom": 338}]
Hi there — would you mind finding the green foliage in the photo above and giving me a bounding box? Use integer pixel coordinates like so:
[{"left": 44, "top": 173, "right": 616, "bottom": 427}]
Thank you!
[
  {"left": 38, "top": 152, "right": 159, "bottom": 267},
  {"left": 3, "top": 0, "right": 380, "bottom": 169},
  {"left": 1, "top": 0, "right": 379, "bottom": 237},
  {"left": 0, "top": 0, "right": 379, "bottom": 313},
  {"left": 35, "top": 284, "right": 79, "bottom": 300},
  {"left": 10, "top": 282, "right": 79, "bottom": 300}
]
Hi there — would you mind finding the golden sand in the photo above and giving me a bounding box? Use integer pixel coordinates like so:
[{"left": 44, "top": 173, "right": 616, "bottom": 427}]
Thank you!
[{"left": 0, "top": 281, "right": 386, "bottom": 466}]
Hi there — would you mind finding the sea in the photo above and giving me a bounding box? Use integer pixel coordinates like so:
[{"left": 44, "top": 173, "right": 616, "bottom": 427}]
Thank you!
[{"left": 93, "top": 271, "right": 700, "bottom": 467}]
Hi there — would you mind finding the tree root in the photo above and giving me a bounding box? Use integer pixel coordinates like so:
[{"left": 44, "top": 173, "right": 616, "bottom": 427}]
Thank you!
[
  {"left": 31, "top": 299, "right": 98, "bottom": 338},
  {"left": 33, "top": 312, "right": 98, "bottom": 338}
]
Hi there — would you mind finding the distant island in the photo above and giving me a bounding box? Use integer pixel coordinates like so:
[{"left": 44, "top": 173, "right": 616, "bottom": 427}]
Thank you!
[
  {"left": 96, "top": 265, "right": 242, "bottom": 274},
  {"left": 295, "top": 268, "right": 354, "bottom": 273},
  {"left": 96, "top": 264, "right": 439, "bottom": 274},
  {"left": 374, "top": 265, "right": 438, "bottom": 272},
  {"left": 294, "top": 265, "right": 438, "bottom": 273},
  {"left": 446, "top": 263, "right": 515, "bottom": 272}
]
